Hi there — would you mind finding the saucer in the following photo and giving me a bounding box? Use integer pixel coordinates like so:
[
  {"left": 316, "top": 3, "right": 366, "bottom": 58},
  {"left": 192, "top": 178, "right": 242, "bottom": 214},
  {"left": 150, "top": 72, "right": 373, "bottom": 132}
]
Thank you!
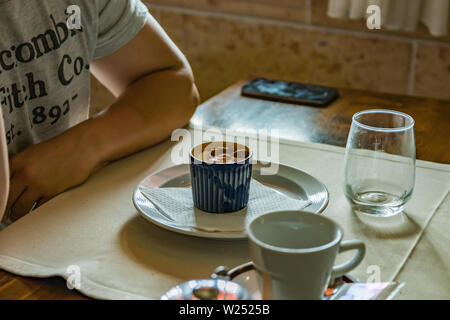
[
  {"left": 132, "top": 162, "right": 329, "bottom": 240},
  {"left": 232, "top": 270, "right": 356, "bottom": 300}
]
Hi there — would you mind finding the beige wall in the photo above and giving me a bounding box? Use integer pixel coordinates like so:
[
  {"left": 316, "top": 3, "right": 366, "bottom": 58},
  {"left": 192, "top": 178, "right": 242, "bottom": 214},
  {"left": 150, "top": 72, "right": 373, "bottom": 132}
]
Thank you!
[{"left": 90, "top": 0, "right": 450, "bottom": 115}]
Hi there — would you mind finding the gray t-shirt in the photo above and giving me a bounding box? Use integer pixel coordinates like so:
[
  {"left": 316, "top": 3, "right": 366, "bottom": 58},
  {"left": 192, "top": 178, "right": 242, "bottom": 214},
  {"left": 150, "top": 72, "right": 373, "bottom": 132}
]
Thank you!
[{"left": 0, "top": 0, "right": 149, "bottom": 156}]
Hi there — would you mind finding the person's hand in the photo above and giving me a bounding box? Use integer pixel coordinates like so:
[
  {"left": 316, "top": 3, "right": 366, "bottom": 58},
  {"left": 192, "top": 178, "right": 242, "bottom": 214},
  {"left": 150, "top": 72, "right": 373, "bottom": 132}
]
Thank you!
[{"left": 4, "top": 132, "right": 100, "bottom": 223}]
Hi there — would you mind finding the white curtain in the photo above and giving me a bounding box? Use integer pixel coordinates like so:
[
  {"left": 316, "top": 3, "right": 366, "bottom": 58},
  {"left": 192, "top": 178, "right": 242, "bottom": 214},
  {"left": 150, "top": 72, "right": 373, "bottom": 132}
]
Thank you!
[{"left": 327, "top": 0, "right": 449, "bottom": 37}]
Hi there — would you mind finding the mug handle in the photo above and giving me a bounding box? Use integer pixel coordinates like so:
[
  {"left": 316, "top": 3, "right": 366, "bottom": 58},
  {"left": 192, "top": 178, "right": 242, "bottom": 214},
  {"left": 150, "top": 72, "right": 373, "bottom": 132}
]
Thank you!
[{"left": 331, "top": 240, "right": 365, "bottom": 278}]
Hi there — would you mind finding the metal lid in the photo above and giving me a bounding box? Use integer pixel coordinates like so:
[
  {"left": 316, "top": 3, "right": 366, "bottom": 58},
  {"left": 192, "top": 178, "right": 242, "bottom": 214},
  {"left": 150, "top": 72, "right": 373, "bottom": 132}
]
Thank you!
[
  {"left": 161, "top": 279, "right": 250, "bottom": 300},
  {"left": 161, "top": 266, "right": 251, "bottom": 300}
]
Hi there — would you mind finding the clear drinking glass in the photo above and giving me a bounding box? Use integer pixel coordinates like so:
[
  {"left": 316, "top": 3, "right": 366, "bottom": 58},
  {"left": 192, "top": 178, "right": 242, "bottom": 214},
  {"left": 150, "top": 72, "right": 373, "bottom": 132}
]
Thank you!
[{"left": 344, "top": 110, "right": 416, "bottom": 217}]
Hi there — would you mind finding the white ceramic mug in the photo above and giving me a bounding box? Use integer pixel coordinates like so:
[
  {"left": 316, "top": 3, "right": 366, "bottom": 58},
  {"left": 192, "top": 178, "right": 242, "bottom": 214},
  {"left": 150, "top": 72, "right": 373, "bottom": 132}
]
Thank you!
[{"left": 247, "top": 210, "right": 365, "bottom": 300}]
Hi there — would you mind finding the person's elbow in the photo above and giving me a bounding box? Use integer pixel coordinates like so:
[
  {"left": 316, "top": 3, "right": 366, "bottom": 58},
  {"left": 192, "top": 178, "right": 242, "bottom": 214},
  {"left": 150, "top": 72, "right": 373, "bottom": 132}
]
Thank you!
[{"left": 170, "top": 64, "right": 200, "bottom": 128}]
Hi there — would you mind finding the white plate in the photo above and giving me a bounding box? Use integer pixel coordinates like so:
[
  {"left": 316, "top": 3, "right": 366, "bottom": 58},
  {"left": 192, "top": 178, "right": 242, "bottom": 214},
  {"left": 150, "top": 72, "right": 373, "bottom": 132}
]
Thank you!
[{"left": 132, "top": 162, "right": 329, "bottom": 240}]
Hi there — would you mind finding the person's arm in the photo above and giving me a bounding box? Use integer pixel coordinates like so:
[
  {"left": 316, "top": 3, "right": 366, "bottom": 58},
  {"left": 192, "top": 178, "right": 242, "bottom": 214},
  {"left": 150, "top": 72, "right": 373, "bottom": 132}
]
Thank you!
[
  {"left": 88, "top": 17, "right": 200, "bottom": 163},
  {"left": 0, "top": 107, "right": 9, "bottom": 221},
  {"left": 5, "top": 18, "right": 200, "bottom": 222}
]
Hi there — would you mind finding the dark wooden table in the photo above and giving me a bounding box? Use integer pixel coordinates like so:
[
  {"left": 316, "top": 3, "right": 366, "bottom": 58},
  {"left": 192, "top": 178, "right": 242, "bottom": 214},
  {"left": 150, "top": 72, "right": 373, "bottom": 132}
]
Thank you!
[
  {"left": 0, "top": 80, "right": 449, "bottom": 300},
  {"left": 192, "top": 80, "right": 450, "bottom": 164}
]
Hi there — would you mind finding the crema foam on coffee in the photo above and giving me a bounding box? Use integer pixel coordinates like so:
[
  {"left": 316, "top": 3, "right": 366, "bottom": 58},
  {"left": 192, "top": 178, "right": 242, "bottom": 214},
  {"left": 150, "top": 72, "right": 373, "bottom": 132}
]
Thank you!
[{"left": 193, "top": 142, "right": 250, "bottom": 164}]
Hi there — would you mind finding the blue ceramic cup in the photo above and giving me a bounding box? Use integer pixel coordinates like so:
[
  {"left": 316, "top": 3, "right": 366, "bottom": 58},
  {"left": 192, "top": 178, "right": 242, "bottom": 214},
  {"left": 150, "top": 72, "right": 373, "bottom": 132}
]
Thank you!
[{"left": 190, "top": 141, "right": 253, "bottom": 213}]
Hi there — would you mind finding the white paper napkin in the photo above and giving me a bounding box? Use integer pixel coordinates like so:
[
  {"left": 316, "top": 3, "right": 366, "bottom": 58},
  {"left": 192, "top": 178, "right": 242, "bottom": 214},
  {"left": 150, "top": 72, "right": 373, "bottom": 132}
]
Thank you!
[{"left": 139, "top": 179, "right": 311, "bottom": 233}]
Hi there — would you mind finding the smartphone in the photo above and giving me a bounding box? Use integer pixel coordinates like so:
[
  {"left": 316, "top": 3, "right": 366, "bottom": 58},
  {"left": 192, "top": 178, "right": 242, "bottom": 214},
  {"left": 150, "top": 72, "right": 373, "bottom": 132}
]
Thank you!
[{"left": 241, "top": 78, "right": 339, "bottom": 107}]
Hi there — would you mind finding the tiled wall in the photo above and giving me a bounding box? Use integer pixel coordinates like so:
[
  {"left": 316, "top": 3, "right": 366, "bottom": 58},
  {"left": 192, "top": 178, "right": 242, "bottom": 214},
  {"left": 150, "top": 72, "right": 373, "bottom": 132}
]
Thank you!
[{"left": 90, "top": 0, "right": 450, "bottom": 115}]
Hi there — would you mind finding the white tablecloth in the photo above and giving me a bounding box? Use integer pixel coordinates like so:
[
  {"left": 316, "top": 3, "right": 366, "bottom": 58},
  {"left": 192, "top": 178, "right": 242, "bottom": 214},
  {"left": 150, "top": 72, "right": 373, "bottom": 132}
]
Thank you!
[{"left": 0, "top": 131, "right": 448, "bottom": 299}]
